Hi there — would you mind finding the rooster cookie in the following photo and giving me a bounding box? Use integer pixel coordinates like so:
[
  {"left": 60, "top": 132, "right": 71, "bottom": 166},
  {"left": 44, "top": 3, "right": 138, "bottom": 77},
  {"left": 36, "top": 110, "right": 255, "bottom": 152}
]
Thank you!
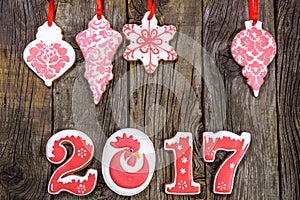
[{"left": 102, "top": 128, "right": 155, "bottom": 196}]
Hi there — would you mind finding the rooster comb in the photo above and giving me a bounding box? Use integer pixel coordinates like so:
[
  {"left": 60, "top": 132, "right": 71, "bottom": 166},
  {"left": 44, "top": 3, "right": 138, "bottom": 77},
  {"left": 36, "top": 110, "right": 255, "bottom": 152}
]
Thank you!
[{"left": 110, "top": 133, "right": 140, "bottom": 151}]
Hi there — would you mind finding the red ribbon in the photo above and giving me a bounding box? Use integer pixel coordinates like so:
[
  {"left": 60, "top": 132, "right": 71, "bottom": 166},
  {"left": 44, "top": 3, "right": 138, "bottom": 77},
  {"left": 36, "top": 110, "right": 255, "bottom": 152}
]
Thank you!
[
  {"left": 248, "top": 0, "right": 258, "bottom": 25},
  {"left": 96, "top": 0, "right": 104, "bottom": 19},
  {"left": 48, "top": 0, "right": 55, "bottom": 26},
  {"left": 147, "top": 0, "right": 156, "bottom": 19}
]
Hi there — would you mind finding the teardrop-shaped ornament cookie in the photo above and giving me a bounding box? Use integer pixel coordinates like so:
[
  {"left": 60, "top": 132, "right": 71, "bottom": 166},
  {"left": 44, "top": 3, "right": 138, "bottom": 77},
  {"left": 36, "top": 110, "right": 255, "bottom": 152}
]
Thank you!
[
  {"left": 23, "top": 22, "right": 75, "bottom": 87},
  {"left": 76, "top": 15, "right": 122, "bottom": 104}
]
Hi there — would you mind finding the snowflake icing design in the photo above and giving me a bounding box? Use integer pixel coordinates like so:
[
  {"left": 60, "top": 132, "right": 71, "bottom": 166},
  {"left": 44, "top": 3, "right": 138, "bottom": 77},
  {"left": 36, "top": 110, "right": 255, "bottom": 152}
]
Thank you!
[
  {"left": 206, "top": 147, "right": 216, "bottom": 156},
  {"left": 123, "top": 11, "right": 177, "bottom": 74},
  {"left": 76, "top": 15, "right": 122, "bottom": 104},
  {"left": 177, "top": 145, "right": 183, "bottom": 151},
  {"left": 181, "top": 157, "right": 188, "bottom": 164},
  {"left": 178, "top": 180, "right": 188, "bottom": 190},
  {"left": 229, "top": 163, "right": 235, "bottom": 169},
  {"left": 77, "top": 184, "right": 86, "bottom": 194},
  {"left": 77, "top": 148, "right": 87, "bottom": 158},
  {"left": 217, "top": 181, "right": 227, "bottom": 191},
  {"left": 180, "top": 168, "right": 186, "bottom": 174}
]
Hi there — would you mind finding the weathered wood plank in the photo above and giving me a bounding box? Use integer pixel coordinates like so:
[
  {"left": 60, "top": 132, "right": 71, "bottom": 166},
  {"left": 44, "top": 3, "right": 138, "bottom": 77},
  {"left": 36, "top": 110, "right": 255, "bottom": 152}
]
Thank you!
[
  {"left": 276, "top": 0, "right": 300, "bottom": 199},
  {"left": 0, "top": 0, "right": 52, "bottom": 199},
  {"left": 202, "top": 0, "right": 280, "bottom": 199},
  {"left": 53, "top": 0, "right": 130, "bottom": 199},
  {"left": 0, "top": 0, "right": 299, "bottom": 199},
  {"left": 128, "top": 0, "right": 205, "bottom": 199}
]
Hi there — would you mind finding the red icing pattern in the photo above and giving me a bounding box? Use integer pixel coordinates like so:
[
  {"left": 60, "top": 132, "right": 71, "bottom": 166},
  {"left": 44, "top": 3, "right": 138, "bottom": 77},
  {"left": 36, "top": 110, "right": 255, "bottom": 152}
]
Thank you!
[
  {"left": 109, "top": 151, "right": 150, "bottom": 188},
  {"left": 76, "top": 15, "right": 122, "bottom": 104},
  {"left": 27, "top": 42, "right": 70, "bottom": 80},
  {"left": 203, "top": 131, "right": 251, "bottom": 194},
  {"left": 231, "top": 21, "right": 276, "bottom": 97},
  {"left": 108, "top": 133, "right": 150, "bottom": 189},
  {"left": 23, "top": 22, "right": 75, "bottom": 87},
  {"left": 164, "top": 132, "right": 201, "bottom": 195},
  {"left": 123, "top": 11, "right": 177, "bottom": 73},
  {"left": 46, "top": 130, "right": 97, "bottom": 196}
]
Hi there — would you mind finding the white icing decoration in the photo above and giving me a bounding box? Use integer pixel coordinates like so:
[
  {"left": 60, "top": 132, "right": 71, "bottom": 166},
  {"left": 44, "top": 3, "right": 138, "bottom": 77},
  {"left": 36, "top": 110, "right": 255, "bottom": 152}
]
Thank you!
[
  {"left": 245, "top": 20, "right": 262, "bottom": 30},
  {"left": 23, "top": 22, "right": 76, "bottom": 86},
  {"left": 58, "top": 169, "right": 98, "bottom": 184},
  {"left": 46, "top": 130, "right": 94, "bottom": 159},
  {"left": 36, "top": 22, "right": 63, "bottom": 41},
  {"left": 120, "top": 151, "right": 144, "bottom": 173},
  {"left": 204, "top": 131, "right": 251, "bottom": 150}
]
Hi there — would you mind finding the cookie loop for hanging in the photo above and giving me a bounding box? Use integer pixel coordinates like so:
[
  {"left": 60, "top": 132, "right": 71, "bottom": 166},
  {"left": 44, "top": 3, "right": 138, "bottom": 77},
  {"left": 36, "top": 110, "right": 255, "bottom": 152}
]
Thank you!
[
  {"left": 248, "top": 0, "right": 258, "bottom": 25},
  {"left": 147, "top": 0, "right": 156, "bottom": 20},
  {"left": 48, "top": 0, "right": 55, "bottom": 26},
  {"left": 96, "top": 0, "right": 104, "bottom": 20}
]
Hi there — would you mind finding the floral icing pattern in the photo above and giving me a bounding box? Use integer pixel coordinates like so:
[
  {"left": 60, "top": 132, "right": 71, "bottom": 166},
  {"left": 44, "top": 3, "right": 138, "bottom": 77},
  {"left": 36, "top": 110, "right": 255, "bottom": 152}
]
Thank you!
[
  {"left": 123, "top": 11, "right": 177, "bottom": 73},
  {"left": 23, "top": 22, "right": 75, "bottom": 86},
  {"left": 76, "top": 15, "right": 122, "bottom": 104},
  {"left": 231, "top": 21, "right": 276, "bottom": 97}
]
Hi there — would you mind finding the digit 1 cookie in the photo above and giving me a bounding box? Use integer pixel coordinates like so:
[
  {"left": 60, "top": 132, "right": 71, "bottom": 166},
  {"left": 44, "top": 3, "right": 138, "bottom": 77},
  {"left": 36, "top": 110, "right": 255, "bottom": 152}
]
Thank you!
[
  {"left": 102, "top": 128, "right": 156, "bottom": 196},
  {"left": 203, "top": 131, "right": 251, "bottom": 194},
  {"left": 46, "top": 130, "right": 97, "bottom": 196},
  {"left": 164, "top": 132, "right": 201, "bottom": 195}
]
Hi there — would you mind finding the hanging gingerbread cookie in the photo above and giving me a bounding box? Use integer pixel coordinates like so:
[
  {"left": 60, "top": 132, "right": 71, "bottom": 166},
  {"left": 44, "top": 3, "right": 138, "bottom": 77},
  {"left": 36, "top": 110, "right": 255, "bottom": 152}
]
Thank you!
[
  {"left": 231, "top": 0, "right": 276, "bottom": 97},
  {"left": 123, "top": 0, "right": 177, "bottom": 73},
  {"left": 76, "top": 0, "right": 122, "bottom": 104},
  {"left": 23, "top": 0, "right": 75, "bottom": 87}
]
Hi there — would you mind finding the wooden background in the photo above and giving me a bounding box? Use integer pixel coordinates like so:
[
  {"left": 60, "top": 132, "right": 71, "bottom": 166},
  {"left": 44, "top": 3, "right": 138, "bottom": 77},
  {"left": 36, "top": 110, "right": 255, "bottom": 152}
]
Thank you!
[{"left": 0, "top": 0, "right": 299, "bottom": 199}]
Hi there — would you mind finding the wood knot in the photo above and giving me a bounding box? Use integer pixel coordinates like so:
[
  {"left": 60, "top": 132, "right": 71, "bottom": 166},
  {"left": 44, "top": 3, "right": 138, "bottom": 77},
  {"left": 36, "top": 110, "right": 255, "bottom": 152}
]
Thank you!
[
  {"left": 218, "top": 46, "right": 241, "bottom": 78},
  {"left": 0, "top": 164, "right": 25, "bottom": 190},
  {"left": 159, "top": 0, "right": 171, "bottom": 6}
]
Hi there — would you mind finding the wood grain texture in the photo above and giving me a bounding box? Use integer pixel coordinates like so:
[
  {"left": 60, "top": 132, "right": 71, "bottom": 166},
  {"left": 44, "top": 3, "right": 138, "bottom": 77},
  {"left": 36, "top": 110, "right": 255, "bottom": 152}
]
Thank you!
[
  {"left": 203, "top": 0, "right": 280, "bottom": 199},
  {"left": 128, "top": 0, "right": 205, "bottom": 199},
  {"left": 0, "top": 0, "right": 299, "bottom": 199},
  {"left": 276, "top": 0, "right": 300, "bottom": 199},
  {"left": 0, "top": 0, "right": 52, "bottom": 199},
  {"left": 52, "top": 0, "right": 129, "bottom": 200}
]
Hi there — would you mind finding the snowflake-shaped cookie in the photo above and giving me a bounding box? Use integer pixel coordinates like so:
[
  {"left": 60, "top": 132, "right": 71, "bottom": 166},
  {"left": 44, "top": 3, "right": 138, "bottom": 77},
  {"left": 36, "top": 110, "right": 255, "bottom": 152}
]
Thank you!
[{"left": 123, "top": 11, "right": 177, "bottom": 73}]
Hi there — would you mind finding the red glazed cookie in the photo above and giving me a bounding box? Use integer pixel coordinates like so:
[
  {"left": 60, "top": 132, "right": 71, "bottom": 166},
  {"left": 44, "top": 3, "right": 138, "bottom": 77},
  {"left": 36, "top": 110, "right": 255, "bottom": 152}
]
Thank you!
[
  {"left": 203, "top": 131, "right": 251, "bottom": 194},
  {"left": 46, "top": 130, "right": 97, "bottom": 196},
  {"left": 164, "top": 132, "right": 201, "bottom": 195}
]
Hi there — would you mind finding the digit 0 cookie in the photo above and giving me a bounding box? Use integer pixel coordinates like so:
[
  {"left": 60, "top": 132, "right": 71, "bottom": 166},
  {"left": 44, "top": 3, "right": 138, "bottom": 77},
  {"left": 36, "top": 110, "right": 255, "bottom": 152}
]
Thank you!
[{"left": 102, "top": 128, "right": 155, "bottom": 196}]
